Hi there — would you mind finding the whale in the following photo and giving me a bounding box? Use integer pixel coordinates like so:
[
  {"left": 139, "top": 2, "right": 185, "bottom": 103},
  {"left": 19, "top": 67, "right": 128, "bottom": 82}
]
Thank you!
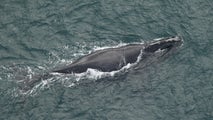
[
  {"left": 53, "top": 36, "right": 183, "bottom": 74},
  {"left": 19, "top": 36, "right": 183, "bottom": 91}
]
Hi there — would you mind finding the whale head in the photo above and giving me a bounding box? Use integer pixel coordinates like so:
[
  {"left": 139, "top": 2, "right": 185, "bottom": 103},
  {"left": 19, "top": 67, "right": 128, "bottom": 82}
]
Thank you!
[{"left": 144, "top": 36, "right": 183, "bottom": 54}]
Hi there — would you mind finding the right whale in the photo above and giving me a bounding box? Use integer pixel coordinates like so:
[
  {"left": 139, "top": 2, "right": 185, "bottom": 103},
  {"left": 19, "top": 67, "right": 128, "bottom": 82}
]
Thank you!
[
  {"left": 20, "top": 36, "right": 183, "bottom": 91},
  {"left": 53, "top": 36, "right": 183, "bottom": 74}
]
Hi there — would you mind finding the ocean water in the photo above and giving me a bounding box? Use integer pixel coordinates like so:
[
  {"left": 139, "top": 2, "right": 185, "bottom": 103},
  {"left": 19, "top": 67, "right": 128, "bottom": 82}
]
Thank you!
[{"left": 0, "top": 0, "right": 213, "bottom": 120}]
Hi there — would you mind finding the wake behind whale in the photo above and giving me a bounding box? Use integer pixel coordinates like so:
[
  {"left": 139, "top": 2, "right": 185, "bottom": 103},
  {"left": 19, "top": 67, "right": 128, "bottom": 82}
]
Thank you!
[{"left": 19, "top": 36, "right": 183, "bottom": 93}]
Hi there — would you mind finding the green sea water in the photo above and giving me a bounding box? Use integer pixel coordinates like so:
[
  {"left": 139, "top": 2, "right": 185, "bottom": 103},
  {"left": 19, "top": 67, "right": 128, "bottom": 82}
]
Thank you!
[{"left": 0, "top": 0, "right": 213, "bottom": 120}]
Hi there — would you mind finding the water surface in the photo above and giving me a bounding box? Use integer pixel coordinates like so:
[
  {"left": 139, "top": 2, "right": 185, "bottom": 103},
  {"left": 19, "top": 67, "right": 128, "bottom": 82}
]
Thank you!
[{"left": 0, "top": 0, "right": 213, "bottom": 120}]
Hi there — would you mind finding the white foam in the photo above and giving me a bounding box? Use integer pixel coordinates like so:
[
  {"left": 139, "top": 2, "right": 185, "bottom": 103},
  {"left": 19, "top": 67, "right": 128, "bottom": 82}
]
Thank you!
[
  {"left": 92, "top": 41, "right": 144, "bottom": 51},
  {"left": 63, "top": 45, "right": 69, "bottom": 50},
  {"left": 93, "top": 43, "right": 128, "bottom": 51},
  {"left": 154, "top": 37, "right": 164, "bottom": 41}
]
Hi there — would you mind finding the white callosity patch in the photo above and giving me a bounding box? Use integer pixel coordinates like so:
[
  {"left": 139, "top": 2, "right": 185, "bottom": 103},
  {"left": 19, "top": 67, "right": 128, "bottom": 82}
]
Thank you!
[{"left": 155, "top": 48, "right": 167, "bottom": 53}]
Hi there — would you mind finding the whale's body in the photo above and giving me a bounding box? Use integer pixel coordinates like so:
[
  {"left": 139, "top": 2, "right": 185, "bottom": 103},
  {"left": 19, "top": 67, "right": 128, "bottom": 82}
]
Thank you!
[
  {"left": 53, "top": 36, "right": 183, "bottom": 74},
  {"left": 20, "top": 36, "right": 183, "bottom": 91}
]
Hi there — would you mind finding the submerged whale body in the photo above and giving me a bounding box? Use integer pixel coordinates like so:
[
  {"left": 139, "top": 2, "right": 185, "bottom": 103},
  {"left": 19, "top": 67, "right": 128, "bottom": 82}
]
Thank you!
[{"left": 53, "top": 36, "right": 183, "bottom": 74}]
